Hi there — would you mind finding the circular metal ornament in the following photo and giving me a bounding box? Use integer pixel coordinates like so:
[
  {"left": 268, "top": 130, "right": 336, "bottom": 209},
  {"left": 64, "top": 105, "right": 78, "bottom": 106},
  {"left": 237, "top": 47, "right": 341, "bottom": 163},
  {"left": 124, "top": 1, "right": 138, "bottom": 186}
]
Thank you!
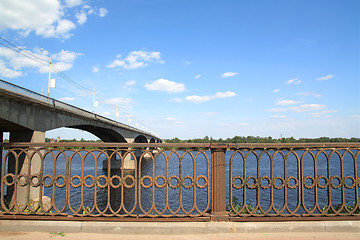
[
  {"left": 70, "top": 175, "right": 81, "bottom": 188},
  {"left": 317, "top": 175, "right": 329, "bottom": 189},
  {"left": 196, "top": 175, "right": 208, "bottom": 189},
  {"left": 55, "top": 175, "right": 66, "bottom": 188},
  {"left": 4, "top": 173, "right": 15, "bottom": 186},
  {"left": 110, "top": 175, "right": 122, "bottom": 189},
  {"left": 287, "top": 176, "right": 299, "bottom": 189},
  {"left": 43, "top": 174, "right": 54, "bottom": 188},
  {"left": 155, "top": 175, "right": 167, "bottom": 188},
  {"left": 246, "top": 176, "right": 257, "bottom": 189},
  {"left": 330, "top": 176, "right": 342, "bottom": 189},
  {"left": 182, "top": 176, "right": 194, "bottom": 189},
  {"left": 168, "top": 175, "right": 180, "bottom": 189},
  {"left": 260, "top": 176, "right": 271, "bottom": 189},
  {"left": 84, "top": 175, "right": 95, "bottom": 188},
  {"left": 344, "top": 176, "right": 356, "bottom": 189},
  {"left": 273, "top": 176, "right": 285, "bottom": 190},
  {"left": 96, "top": 175, "right": 108, "bottom": 188},
  {"left": 232, "top": 176, "right": 244, "bottom": 189},
  {"left": 30, "top": 174, "right": 41, "bottom": 187},
  {"left": 17, "top": 174, "right": 29, "bottom": 187},
  {"left": 123, "top": 175, "right": 135, "bottom": 188},
  {"left": 140, "top": 176, "right": 153, "bottom": 188},
  {"left": 304, "top": 176, "right": 316, "bottom": 189}
]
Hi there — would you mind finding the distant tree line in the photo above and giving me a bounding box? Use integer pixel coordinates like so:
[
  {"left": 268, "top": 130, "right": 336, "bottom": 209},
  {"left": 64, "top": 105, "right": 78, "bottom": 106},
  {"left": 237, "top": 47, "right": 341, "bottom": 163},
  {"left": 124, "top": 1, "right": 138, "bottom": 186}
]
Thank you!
[{"left": 164, "top": 136, "right": 360, "bottom": 143}]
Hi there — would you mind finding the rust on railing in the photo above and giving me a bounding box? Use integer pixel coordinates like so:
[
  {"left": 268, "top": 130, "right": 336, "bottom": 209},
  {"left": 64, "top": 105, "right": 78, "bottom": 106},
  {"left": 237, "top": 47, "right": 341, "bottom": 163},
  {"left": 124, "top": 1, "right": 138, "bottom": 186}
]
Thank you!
[{"left": 0, "top": 142, "right": 359, "bottom": 221}]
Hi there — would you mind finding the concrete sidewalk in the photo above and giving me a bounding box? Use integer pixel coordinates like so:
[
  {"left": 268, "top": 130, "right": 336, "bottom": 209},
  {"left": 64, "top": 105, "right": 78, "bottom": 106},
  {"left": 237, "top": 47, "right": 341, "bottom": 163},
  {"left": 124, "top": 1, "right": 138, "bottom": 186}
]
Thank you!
[{"left": 0, "top": 220, "right": 359, "bottom": 239}]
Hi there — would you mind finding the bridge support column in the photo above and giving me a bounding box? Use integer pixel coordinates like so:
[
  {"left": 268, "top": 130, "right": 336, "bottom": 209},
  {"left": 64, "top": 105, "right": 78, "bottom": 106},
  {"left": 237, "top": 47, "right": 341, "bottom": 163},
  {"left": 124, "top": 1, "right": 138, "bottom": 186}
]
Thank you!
[
  {"left": 7, "top": 130, "right": 45, "bottom": 209},
  {"left": 103, "top": 150, "right": 135, "bottom": 173}
]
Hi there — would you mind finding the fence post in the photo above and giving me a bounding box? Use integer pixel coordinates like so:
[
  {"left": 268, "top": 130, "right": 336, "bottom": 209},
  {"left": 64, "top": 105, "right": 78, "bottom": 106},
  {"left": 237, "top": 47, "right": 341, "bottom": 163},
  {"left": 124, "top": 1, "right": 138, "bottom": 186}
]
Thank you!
[{"left": 210, "top": 143, "right": 229, "bottom": 221}]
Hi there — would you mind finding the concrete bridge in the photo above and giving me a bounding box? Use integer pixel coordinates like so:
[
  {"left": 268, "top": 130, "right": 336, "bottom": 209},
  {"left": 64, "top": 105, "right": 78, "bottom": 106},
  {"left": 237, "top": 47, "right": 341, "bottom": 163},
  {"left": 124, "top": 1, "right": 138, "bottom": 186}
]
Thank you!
[{"left": 0, "top": 79, "right": 162, "bottom": 144}]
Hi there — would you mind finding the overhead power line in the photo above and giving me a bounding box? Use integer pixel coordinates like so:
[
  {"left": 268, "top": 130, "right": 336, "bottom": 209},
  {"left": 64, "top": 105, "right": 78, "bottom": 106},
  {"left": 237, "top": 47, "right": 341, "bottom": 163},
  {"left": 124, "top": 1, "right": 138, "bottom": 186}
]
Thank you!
[{"left": 0, "top": 36, "right": 93, "bottom": 94}]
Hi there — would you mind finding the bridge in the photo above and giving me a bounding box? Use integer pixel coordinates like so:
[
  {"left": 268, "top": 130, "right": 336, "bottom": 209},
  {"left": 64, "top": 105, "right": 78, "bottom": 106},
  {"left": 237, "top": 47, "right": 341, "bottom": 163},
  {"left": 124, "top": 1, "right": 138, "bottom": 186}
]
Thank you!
[{"left": 0, "top": 79, "right": 162, "bottom": 144}]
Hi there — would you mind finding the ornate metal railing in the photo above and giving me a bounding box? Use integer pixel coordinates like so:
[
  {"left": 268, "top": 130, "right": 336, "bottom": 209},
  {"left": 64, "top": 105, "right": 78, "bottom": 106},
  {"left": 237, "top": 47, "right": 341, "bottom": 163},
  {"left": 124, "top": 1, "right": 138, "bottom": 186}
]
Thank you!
[{"left": 0, "top": 142, "right": 359, "bottom": 221}]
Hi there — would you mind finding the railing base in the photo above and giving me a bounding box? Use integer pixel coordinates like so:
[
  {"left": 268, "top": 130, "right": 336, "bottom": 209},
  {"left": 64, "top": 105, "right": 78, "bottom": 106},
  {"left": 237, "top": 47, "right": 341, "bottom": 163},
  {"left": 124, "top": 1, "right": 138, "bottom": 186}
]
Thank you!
[{"left": 211, "top": 212, "right": 229, "bottom": 222}]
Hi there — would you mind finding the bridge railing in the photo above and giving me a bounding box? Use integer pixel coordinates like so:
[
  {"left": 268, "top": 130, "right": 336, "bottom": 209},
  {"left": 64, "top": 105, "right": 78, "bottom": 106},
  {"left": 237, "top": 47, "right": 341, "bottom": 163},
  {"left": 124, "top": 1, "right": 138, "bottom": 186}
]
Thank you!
[{"left": 0, "top": 142, "right": 359, "bottom": 221}]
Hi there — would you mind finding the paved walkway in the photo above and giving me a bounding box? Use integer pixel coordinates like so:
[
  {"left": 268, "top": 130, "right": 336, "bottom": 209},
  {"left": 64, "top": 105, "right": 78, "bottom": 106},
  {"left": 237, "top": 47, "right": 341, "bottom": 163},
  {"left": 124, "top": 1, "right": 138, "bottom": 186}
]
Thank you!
[{"left": 0, "top": 220, "right": 359, "bottom": 239}]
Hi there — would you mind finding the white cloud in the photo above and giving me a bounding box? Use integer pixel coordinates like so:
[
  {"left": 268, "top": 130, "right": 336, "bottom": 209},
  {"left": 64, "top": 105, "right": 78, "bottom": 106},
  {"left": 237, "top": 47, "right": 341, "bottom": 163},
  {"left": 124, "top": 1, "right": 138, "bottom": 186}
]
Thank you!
[
  {"left": 0, "top": 0, "right": 107, "bottom": 39},
  {"left": 99, "top": 8, "right": 108, "bottom": 17},
  {"left": 221, "top": 72, "right": 238, "bottom": 78},
  {"left": 286, "top": 78, "right": 302, "bottom": 85},
  {"left": 76, "top": 10, "right": 87, "bottom": 25},
  {"left": 272, "top": 115, "right": 287, "bottom": 118},
  {"left": 165, "top": 117, "right": 176, "bottom": 121},
  {"left": 107, "top": 50, "right": 164, "bottom": 70},
  {"left": 171, "top": 97, "right": 183, "bottom": 102},
  {"left": 290, "top": 104, "right": 325, "bottom": 112},
  {"left": 267, "top": 104, "right": 326, "bottom": 113},
  {"left": 92, "top": 66, "right": 99, "bottom": 73},
  {"left": 144, "top": 79, "right": 185, "bottom": 93},
  {"left": 276, "top": 99, "right": 303, "bottom": 106},
  {"left": 186, "top": 91, "right": 236, "bottom": 103},
  {"left": 65, "top": 0, "right": 82, "bottom": 8},
  {"left": 185, "top": 95, "right": 211, "bottom": 103},
  {"left": 0, "top": 60, "right": 22, "bottom": 78},
  {"left": 0, "top": 47, "right": 81, "bottom": 78},
  {"left": 102, "top": 97, "right": 133, "bottom": 108},
  {"left": 298, "top": 92, "right": 322, "bottom": 98},
  {"left": 317, "top": 74, "right": 334, "bottom": 81},
  {"left": 195, "top": 74, "right": 201, "bottom": 79},
  {"left": 272, "top": 89, "right": 280, "bottom": 93},
  {"left": 59, "top": 97, "right": 75, "bottom": 101},
  {"left": 125, "top": 80, "right": 136, "bottom": 86},
  {"left": 305, "top": 110, "right": 337, "bottom": 118}
]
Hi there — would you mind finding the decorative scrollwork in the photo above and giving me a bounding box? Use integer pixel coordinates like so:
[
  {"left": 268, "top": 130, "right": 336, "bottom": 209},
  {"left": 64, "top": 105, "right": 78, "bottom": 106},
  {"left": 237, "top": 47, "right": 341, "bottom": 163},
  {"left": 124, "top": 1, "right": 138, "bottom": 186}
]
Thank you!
[
  {"left": 4, "top": 173, "right": 15, "bottom": 186},
  {"left": 317, "top": 175, "right": 328, "bottom": 189},
  {"left": 273, "top": 176, "right": 285, "bottom": 190},
  {"left": 140, "top": 176, "right": 153, "bottom": 188},
  {"left": 30, "top": 174, "right": 41, "bottom": 187},
  {"left": 70, "top": 175, "right": 81, "bottom": 188},
  {"left": 246, "top": 176, "right": 257, "bottom": 189},
  {"left": 154, "top": 175, "right": 167, "bottom": 188},
  {"left": 110, "top": 175, "right": 122, "bottom": 188},
  {"left": 304, "top": 176, "right": 316, "bottom": 189},
  {"left": 232, "top": 176, "right": 244, "bottom": 189},
  {"left": 196, "top": 175, "right": 208, "bottom": 189},
  {"left": 168, "top": 175, "right": 180, "bottom": 189},
  {"left": 182, "top": 176, "right": 194, "bottom": 189},
  {"left": 55, "top": 175, "right": 66, "bottom": 188},
  {"left": 286, "top": 176, "right": 299, "bottom": 189},
  {"left": 84, "top": 175, "right": 95, "bottom": 188},
  {"left": 260, "top": 176, "right": 271, "bottom": 189},
  {"left": 123, "top": 175, "right": 135, "bottom": 188},
  {"left": 96, "top": 175, "right": 108, "bottom": 188}
]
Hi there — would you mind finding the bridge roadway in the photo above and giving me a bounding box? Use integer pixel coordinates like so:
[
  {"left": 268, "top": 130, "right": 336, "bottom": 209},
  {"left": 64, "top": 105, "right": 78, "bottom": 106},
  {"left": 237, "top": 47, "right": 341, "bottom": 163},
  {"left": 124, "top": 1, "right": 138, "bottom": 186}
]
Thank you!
[{"left": 0, "top": 79, "right": 161, "bottom": 144}]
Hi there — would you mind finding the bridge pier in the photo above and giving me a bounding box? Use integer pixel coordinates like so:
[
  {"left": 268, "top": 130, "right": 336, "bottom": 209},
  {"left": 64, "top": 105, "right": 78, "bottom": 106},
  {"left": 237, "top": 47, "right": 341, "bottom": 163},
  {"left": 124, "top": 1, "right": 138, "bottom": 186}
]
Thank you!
[
  {"left": 102, "top": 150, "right": 135, "bottom": 173},
  {"left": 6, "top": 130, "right": 45, "bottom": 209}
]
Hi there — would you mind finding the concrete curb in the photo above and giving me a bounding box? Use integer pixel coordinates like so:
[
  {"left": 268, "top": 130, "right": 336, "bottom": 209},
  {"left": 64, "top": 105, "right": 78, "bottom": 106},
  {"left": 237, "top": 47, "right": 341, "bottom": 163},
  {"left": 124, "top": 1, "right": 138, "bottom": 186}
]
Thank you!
[{"left": 0, "top": 220, "right": 359, "bottom": 234}]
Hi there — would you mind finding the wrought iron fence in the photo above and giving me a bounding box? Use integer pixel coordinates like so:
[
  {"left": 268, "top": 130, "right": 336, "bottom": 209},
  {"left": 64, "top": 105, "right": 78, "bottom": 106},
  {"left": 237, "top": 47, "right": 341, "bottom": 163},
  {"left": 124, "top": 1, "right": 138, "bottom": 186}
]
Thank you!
[{"left": 0, "top": 142, "right": 359, "bottom": 221}]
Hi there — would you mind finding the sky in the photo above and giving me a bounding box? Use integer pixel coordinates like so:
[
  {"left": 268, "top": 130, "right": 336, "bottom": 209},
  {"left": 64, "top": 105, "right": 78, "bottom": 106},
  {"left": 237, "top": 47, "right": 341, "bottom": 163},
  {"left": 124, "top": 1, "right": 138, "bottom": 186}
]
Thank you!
[{"left": 0, "top": 0, "right": 359, "bottom": 140}]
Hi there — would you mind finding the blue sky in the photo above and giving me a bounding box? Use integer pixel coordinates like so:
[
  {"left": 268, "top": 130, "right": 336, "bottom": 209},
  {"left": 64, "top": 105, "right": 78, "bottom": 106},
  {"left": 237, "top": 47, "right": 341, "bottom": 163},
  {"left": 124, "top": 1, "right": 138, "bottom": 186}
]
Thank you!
[{"left": 0, "top": 0, "right": 359, "bottom": 140}]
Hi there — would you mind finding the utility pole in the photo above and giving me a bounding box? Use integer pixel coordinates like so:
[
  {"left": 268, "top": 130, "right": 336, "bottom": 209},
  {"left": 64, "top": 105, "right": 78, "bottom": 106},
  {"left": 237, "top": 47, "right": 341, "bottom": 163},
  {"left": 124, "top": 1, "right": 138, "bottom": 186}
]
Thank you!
[
  {"left": 41, "top": 48, "right": 55, "bottom": 98},
  {"left": 47, "top": 56, "right": 51, "bottom": 97},
  {"left": 93, "top": 88, "right": 95, "bottom": 113}
]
